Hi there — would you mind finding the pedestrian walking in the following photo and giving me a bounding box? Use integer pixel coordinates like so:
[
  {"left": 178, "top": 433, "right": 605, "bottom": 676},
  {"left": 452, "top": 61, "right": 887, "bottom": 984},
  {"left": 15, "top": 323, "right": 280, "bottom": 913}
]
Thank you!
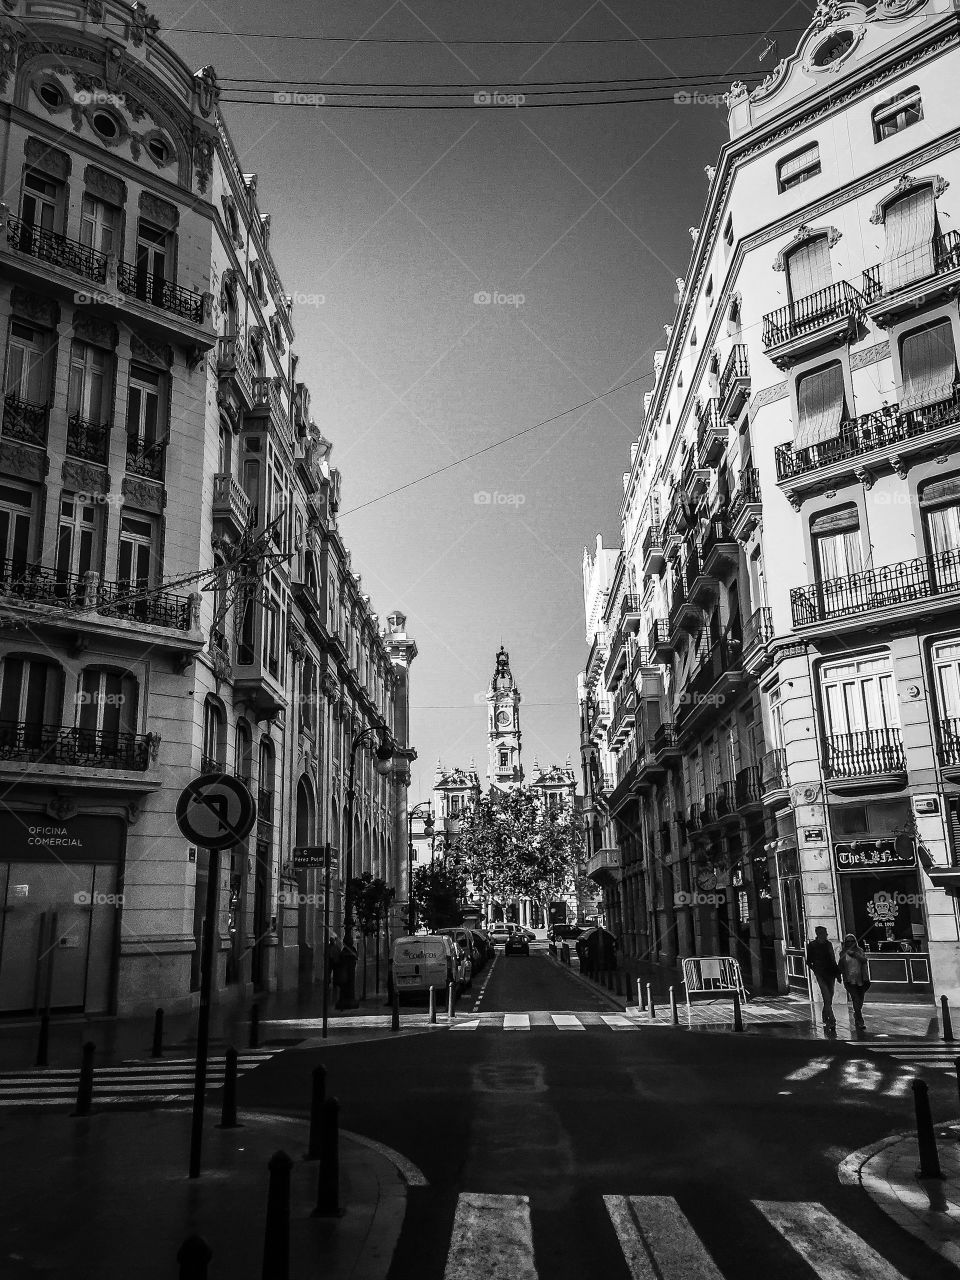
[
  {"left": 805, "top": 926, "right": 840, "bottom": 1028},
  {"left": 326, "top": 933, "right": 342, "bottom": 1005},
  {"left": 839, "top": 933, "right": 871, "bottom": 1030}
]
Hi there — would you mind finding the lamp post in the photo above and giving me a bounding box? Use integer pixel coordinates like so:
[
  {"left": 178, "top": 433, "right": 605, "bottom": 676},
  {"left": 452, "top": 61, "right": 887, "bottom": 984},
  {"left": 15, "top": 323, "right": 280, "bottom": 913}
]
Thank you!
[
  {"left": 338, "top": 724, "right": 394, "bottom": 1009},
  {"left": 406, "top": 800, "right": 434, "bottom": 934}
]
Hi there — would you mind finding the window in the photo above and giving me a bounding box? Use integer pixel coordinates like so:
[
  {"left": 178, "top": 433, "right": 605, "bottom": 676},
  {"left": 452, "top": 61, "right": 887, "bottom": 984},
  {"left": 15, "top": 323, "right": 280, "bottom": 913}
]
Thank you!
[
  {"left": 450, "top": 794, "right": 460, "bottom": 815},
  {"left": 235, "top": 720, "right": 253, "bottom": 782},
  {"left": 795, "top": 361, "right": 845, "bottom": 450},
  {"left": 499, "top": 751, "right": 509, "bottom": 768},
  {"left": 820, "top": 654, "right": 899, "bottom": 739},
  {"left": 705, "top": 276, "right": 714, "bottom": 305},
  {"left": 880, "top": 185, "right": 936, "bottom": 291},
  {"left": 900, "top": 320, "right": 957, "bottom": 411},
  {"left": 222, "top": 287, "right": 239, "bottom": 338},
  {"left": 300, "top": 655, "right": 317, "bottom": 736},
  {"left": 933, "top": 641, "right": 960, "bottom": 729},
  {"left": 252, "top": 263, "right": 266, "bottom": 302},
  {"left": 0, "top": 655, "right": 62, "bottom": 732},
  {"left": 202, "top": 698, "right": 226, "bottom": 770},
  {"left": 125, "top": 362, "right": 163, "bottom": 450},
  {"left": 812, "top": 505, "right": 861, "bottom": 583},
  {"left": 117, "top": 513, "right": 155, "bottom": 598},
  {"left": 873, "top": 88, "right": 923, "bottom": 142},
  {"left": 92, "top": 110, "right": 120, "bottom": 141},
  {"left": 134, "top": 219, "right": 171, "bottom": 303},
  {"left": 68, "top": 341, "right": 111, "bottom": 425},
  {"left": 5, "top": 320, "right": 50, "bottom": 407},
  {"left": 777, "top": 143, "right": 821, "bottom": 192},
  {"left": 147, "top": 136, "right": 170, "bottom": 165},
  {"left": 921, "top": 477, "right": 960, "bottom": 591},
  {"left": 723, "top": 215, "right": 734, "bottom": 250},
  {"left": 19, "top": 170, "right": 61, "bottom": 231},
  {"left": 0, "top": 483, "right": 33, "bottom": 576},
  {"left": 38, "top": 82, "right": 64, "bottom": 110},
  {"left": 786, "top": 234, "right": 832, "bottom": 303},
  {"left": 80, "top": 193, "right": 121, "bottom": 257},
  {"left": 218, "top": 420, "right": 232, "bottom": 475},
  {"left": 77, "top": 668, "right": 137, "bottom": 740},
  {"left": 56, "top": 494, "right": 99, "bottom": 586}
]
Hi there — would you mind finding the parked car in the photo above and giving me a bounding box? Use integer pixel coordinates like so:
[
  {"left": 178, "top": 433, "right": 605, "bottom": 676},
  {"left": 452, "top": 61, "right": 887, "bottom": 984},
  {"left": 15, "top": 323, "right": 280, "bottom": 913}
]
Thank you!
[
  {"left": 488, "top": 923, "right": 514, "bottom": 946},
  {"left": 516, "top": 926, "right": 536, "bottom": 942},
  {"left": 470, "top": 929, "right": 494, "bottom": 968},
  {"left": 505, "top": 932, "right": 530, "bottom": 956},
  {"left": 392, "top": 934, "right": 461, "bottom": 999},
  {"left": 548, "top": 923, "right": 584, "bottom": 944},
  {"left": 437, "top": 927, "right": 480, "bottom": 986}
]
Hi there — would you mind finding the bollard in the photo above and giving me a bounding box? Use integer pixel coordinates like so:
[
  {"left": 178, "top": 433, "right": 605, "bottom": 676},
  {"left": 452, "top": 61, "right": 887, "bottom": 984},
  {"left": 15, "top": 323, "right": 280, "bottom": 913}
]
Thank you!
[
  {"left": 36, "top": 1010, "right": 50, "bottom": 1068},
  {"left": 306, "top": 1065, "right": 327, "bottom": 1159},
  {"left": 152, "top": 1007, "right": 164, "bottom": 1059},
  {"left": 262, "top": 1149, "right": 293, "bottom": 1280},
  {"left": 733, "top": 988, "right": 744, "bottom": 1033},
  {"left": 647, "top": 984, "right": 656, "bottom": 1019},
  {"left": 447, "top": 982, "right": 456, "bottom": 1020},
  {"left": 429, "top": 986, "right": 437, "bottom": 1024},
  {"left": 942, "top": 995, "right": 955, "bottom": 1042},
  {"left": 637, "top": 979, "right": 646, "bottom": 1012},
  {"left": 670, "top": 985, "right": 680, "bottom": 1026},
  {"left": 561, "top": 942, "right": 570, "bottom": 966},
  {"left": 912, "top": 1079, "right": 944, "bottom": 1179},
  {"left": 955, "top": 1057, "right": 960, "bottom": 1117},
  {"left": 177, "top": 1235, "right": 212, "bottom": 1280},
  {"left": 216, "top": 1047, "right": 241, "bottom": 1129},
  {"left": 72, "top": 1041, "right": 95, "bottom": 1116},
  {"left": 391, "top": 989, "right": 400, "bottom": 1033},
  {"left": 249, "top": 1002, "right": 260, "bottom": 1050},
  {"left": 313, "top": 1097, "right": 343, "bottom": 1217}
]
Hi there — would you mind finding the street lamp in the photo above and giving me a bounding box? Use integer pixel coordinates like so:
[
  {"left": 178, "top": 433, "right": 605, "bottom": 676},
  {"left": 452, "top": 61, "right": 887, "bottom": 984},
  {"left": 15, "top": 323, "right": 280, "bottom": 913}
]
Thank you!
[
  {"left": 338, "top": 724, "right": 394, "bottom": 1009},
  {"left": 406, "top": 800, "right": 434, "bottom": 933}
]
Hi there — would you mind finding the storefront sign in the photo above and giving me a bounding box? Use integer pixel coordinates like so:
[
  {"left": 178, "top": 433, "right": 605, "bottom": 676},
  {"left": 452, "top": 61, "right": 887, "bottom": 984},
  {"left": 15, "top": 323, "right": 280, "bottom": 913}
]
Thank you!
[
  {"left": 834, "top": 839, "right": 916, "bottom": 871},
  {"left": 0, "top": 813, "right": 126, "bottom": 863}
]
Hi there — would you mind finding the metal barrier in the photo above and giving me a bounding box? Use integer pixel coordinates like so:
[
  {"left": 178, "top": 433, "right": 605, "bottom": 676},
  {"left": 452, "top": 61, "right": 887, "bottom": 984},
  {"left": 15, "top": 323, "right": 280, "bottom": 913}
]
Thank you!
[{"left": 680, "top": 956, "right": 747, "bottom": 1013}]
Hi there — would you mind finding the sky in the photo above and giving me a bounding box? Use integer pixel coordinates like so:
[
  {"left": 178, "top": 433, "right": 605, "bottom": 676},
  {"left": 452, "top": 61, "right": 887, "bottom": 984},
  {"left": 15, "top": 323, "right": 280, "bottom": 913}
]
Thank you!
[{"left": 159, "top": 0, "right": 818, "bottom": 800}]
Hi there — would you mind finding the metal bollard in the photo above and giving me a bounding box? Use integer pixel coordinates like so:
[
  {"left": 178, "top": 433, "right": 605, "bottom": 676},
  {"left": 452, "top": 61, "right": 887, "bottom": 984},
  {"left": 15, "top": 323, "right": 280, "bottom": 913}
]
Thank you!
[
  {"left": 670, "top": 985, "right": 679, "bottom": 1025},
  {"left": 637, "top": 979, "right": 646, "bottom": 1012},
  {"left": 72, "top": 1041, "right": 95, "bottom": 1116},
  {"left": 447, "top": 982, "right": 456, "bottom": 1020},
  {"left": 152, "top": 1007, "right": 164, "bottom": 1059},
  {"left": 429, "top": 986, "right": 437, "bottom": 1024},
  {"left": 249, "top": 1002, "right": 260, "bottom": 1050},
  {"left": 912, "top": 1078, "right": 944, "bottom": 1179},
  {"left": 36, "top": 1011, "right": 50, "bottom": 1068},
  {"left": 561, "top": 942, "right": 570, "bottom": 966},
  {"left": 262, "top": 1149, "right": 293, "bottom": 1280},
  {"left": 306, "top": 1065, "right": 327, "bottom": 1159},
  {"left": 647, "top": 984, "right": 656, "bottom": 1019},
  {"left": 942, "top": 995, "right": 955, "bottom": 1042},
  {"left": 313, "top": 1098, "right": 343, "bottom": 1217},
  {"left": 391, "top": 989, "right": 400, "bottom": 1032},
  {"left": 177, "top": 1235, "right": 212, "bottom": 1280},
  {"left": 216, "top": 1047, "right": 241, "bottom": 1129},
  {"left": 733, "top": 988, "right": 745, "bottom": 1033}
]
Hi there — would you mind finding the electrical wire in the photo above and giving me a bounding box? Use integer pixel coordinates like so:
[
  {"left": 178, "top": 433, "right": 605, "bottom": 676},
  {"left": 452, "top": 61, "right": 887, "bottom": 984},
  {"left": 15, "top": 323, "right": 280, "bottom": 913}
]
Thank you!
[{"left": 168, "top": 26, "right": 805, "bottom": 46}]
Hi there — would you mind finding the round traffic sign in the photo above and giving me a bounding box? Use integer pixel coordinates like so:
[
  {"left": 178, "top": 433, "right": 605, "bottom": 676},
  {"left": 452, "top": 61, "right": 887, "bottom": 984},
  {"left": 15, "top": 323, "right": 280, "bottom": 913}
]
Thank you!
[{"left": 176, "top": 773, "right": 257, "bottom": 849}]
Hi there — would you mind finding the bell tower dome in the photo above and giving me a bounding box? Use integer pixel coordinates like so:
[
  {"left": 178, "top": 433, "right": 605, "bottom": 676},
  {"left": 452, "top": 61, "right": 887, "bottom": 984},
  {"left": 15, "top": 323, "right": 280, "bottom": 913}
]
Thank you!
[{"left": 487, "top": 645, "right": 522, "bottom": 790}]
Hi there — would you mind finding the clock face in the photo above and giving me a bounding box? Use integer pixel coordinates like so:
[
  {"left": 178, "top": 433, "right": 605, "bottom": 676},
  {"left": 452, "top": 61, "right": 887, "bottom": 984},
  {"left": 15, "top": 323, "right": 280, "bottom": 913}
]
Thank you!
[{"left": 497, "top": 710, "right": 511, "bottom": 728}]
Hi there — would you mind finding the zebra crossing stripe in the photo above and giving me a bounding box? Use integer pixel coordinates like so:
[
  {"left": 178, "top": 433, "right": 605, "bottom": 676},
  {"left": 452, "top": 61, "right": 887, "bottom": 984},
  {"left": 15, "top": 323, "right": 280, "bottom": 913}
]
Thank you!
[
  {"left": 444, "top": 1193, "right": 537, "bottom": 1280},
  {"left": 600, "top": 1015, "right": 635, "bottom": 1030},
  {"left": 503, "top": 1014, "right": 530, "bottom": 1031},
  {"left": 604, "top": 1195, "right": 724, "bottom": 1279},
  {"left": 755, "top": 1201, "right": 908, "bottom": 1280},
  {"left": 551, "top": 1014, "right": 585, "bottom": 1030},
  {"left": 450, "top": 1020, "right": 481, "bottom": 1031}
]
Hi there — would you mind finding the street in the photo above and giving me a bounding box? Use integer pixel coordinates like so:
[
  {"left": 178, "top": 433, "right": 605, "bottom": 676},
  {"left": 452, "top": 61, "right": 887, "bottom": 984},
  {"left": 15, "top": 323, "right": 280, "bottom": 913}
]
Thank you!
[{"left": 234, "top": 947, "right": 960, "bottom": 1280}]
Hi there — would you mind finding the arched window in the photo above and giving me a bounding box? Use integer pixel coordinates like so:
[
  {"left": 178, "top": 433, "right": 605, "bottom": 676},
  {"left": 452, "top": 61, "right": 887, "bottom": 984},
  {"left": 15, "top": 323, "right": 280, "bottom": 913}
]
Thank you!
[
  {"left": 77, "top": 666, "right": 138, "bottom": 739},
  {"left": 222, "top": 285, "right": 239, "bottom": 338},
  {"left": 249, "top": 334, "right": 265, "bottom": 379},
  {"left": 880, "top": 184, "right": 938, "bottom": 292},
  {"left": 201, "top": 697, "right": 226, "bottom": 772},
  {"left": 786, "top": 234, "right": 832, "bottom": 305},
  {"left": 235, "top": 718, "right": 252, "bottom": 784},
  {"left": 296, "top": 776, "right": 315, "bottom": 846},
  {"left": 258, "top": 738, "right": 275, "bottom": 818}
]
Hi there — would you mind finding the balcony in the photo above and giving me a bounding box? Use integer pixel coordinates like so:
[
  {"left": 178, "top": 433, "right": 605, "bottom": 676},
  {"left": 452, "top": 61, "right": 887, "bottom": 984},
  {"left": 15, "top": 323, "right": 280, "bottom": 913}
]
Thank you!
[
  {"left": 680, "top": 450, "right": 710, "bottom": 500},
  {"left": 585, "top": 847, "right": 622, "bottom": 881},
  {"left": 588, "top": 696, "right": 612, "bottom": 738},
  {"left": 735, "top": 764, "right": 763, "bottom": 811},
  {"left": 676, "top": 637, "right": 748, "bottom": 736},
  {"left": 248, "top": 376, "right": 291, "bottom": 445},
  {"left": 743, "top": 606, "right": 774, "bottom": 674},
  {"left": 711, "top": 781, "right": 738, "bottom": 821},
  {"left": 212, "top": 472, "right": 252, "bottom": 540},
  {"left": 603, "top": 626, "right": 631, "bottom": 686},
  {"left": 66, "top": 413, "right": 110, "bottom": 465},
  {"left": 701, "top": 516, "right": 739, "bottom": 578},
  {"left": 687, "top": 802, "right": 703, "bottom": 833},
  {"left": 791, "top": 549, "right": 960, "bottom": 633},
  {"left": 696, "top": 399, "right": 727, "bottom": 468},
  {"left": 823, "top": 727, "right": 905, "bottom": 784},
  {"left": 718, "top": 344, "right": 750, "bottom": 421},
  {"left": 729, "top": 466, "right": 762, "bottom": 542},
  {"left": 0, "top": 720, "right": 152, "bottom": 771},
  {"left": 117, "top": 262, "right": 205, "bottom": 324},
  {"left": 762, "top": 280, "right": 864, "bottom": 369},
  {"left": 642, "top": 523, "right": 665, "bottom": 577},
  {"left": 0, "top": 562, "right": 197, "bottom": 633},
  {"left": 862, "top": 231, "right": 960, "bottom": 327},
  {"left": 610, "top": 688, "right": 636, "bottom": 742},
  {"left": 126, "top": 434, "right": 166, "bottom": 481},
  {"left": 200, "top": 754, "right": 225, "bottom": 776},
  {"left": 233, "top": 663, "right": 287, "bottom": 721},
  {"left": 669, "top": 563, "right": 706, "bottom": 632},
  {"left": 647, "top": 618, "right": 672, "bottom": 663},
  {"left": 619, "top": 593, "right": 643, "bottom": 633},
  {"left": 650, "top": 722, "right": 680, "bottom": 770},
  {"left": 760, "top": 748, "right": 789, "bottom": 804},
  {"left": 774, "top": 393, "right": 960, "bottom": 500},
  {"left": 686, "top": 550, "right": 718, "bottom": 607},
  {"left": 4, "top": 215, "right": 109, "bottom": 284},
  {"left": 2, "top": 394, "right": 48, "bottom": 447},
  {"left": 217, "top": 335, "right": 255, "bottom": 410},
  {"left": 938, "top": 717, "right": 960, "bottom": 772}
]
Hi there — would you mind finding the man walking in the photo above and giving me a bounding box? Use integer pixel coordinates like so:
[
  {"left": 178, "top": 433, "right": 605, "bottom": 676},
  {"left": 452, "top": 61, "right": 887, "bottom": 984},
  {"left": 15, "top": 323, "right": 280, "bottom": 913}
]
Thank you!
[{"left": 805, "top": 925, "right": 840, "bottom": 1028}]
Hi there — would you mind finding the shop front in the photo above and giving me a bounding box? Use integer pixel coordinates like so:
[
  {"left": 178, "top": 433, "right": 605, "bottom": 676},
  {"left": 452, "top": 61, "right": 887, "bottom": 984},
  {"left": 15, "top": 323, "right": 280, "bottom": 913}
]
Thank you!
[
  {"left": 0, "top": 812, "right": 126, "bottom": 1015},
  {"left": 834, "top": 837, "right": 932, "bottom": 998}
]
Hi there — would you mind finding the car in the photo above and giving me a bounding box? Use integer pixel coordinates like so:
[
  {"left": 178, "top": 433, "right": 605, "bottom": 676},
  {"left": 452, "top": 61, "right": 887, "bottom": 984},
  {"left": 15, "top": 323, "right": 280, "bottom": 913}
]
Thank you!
[
  {"left": 469, "top": 929, "right": 494, "bottom": 969},
  {"left": 436, "top": 927, "right": 479, "bottom": 986},
  {"left": 548, "top": 923, "right": 584, "bottom": 944},
  {"left": 392, "top": 934, "right": 461, "bottom": 999},
  {"left": 505, "top": 932, "right": 530, "bottom": 956},
  {"left": 516, "top": 926, "right": 536, "bottom": 942},
  {"left": 488, "top": 923, "right": 514, "bottom": 947}
]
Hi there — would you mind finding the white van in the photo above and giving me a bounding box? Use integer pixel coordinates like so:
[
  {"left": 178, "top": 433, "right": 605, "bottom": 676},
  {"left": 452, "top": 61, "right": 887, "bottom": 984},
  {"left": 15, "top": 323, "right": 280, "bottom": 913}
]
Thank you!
[{"left": 392, "top": 934, "right": 458, "bottom": 998}]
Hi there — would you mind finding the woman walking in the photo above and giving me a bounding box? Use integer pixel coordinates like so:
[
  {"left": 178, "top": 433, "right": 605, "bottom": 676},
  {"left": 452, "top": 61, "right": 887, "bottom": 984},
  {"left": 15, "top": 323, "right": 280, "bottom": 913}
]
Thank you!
[{"left": 839, "top": 933, "right": 871, "bottom": 1030}]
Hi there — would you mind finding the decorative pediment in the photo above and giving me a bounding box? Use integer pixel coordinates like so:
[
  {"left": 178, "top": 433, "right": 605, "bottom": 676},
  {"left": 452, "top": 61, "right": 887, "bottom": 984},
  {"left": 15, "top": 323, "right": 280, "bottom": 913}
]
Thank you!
[
  {"left": 869, "top": 172, "right": 948, "bottom": 224},
  {"left": 773, "top": 223, "right": 841, "bottom": 272}
]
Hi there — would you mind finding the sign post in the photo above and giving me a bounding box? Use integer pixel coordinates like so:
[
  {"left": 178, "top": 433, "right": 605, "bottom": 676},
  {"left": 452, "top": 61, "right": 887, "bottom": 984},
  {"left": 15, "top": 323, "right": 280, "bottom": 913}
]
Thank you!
[
  {"left": 293, "top": 845, "right": 334, "bottom": 1038},
  {"left": 176, "top": 774, "right": 256, "bottom": 1180}
]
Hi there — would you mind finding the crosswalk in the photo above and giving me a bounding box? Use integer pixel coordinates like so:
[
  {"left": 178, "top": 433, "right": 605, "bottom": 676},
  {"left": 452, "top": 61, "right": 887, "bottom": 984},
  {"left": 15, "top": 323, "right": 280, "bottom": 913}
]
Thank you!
[
  {"left": 442, "top": 1192, "right": 916, "bottom": 1280},
  {"left": 0, "top": 1050, "right": 277, "bottom": 1108},
  {"left": 862, "top": 1036, "right": 960, "bottom": 1080}
]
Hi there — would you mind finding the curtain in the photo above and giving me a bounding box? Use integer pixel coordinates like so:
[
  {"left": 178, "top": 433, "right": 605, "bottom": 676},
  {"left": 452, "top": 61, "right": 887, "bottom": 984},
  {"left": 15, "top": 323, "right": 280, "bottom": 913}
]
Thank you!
[
  {"left": 816, "top": 529, "right": 861, "bottom": 582},
  {"left": 795, "top": 362, "right": 845, "bottom": 449},
  {"left": 901, "top": 320, "right": 957, "bottom": 410},
  {"left": 927, "top": 504, "right": 960, "bottom": 556},
  {"left": 787, "top": 235, "right": 832, "bottom": 302},
  {"left": 881, "top": 186, "right": 935, "bottom": 292}
]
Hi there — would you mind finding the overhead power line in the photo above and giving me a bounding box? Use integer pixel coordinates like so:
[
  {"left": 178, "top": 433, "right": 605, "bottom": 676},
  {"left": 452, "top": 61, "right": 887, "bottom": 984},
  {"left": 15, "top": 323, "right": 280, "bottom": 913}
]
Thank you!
[
  {"left": 220, "top": 71, "right": 767, "bottom": 89},
  {"left": 170, "top": 26, "right": 805, "bottom": 46}
]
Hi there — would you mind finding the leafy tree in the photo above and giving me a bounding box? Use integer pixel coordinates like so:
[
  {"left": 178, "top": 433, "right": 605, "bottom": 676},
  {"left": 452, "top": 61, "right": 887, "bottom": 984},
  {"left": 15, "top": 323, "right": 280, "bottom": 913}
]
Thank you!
[
  {"left": 411, "top": 860, "right": 467, "bottom": 931},
  {"left": 349, "top": 872, "right": 395, "bottom": 997}
]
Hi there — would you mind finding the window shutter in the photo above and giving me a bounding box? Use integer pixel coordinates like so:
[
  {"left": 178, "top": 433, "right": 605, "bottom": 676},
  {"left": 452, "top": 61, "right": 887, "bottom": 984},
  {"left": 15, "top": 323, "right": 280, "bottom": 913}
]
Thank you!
[
  {"left": 920, "top": 476, "right": 960, "bottom": 508},
  {"left": 811, "top": 505, "right": 859, "bottom": 535},
  {"left": 795, "top": 363, "right": 845, "bottom": 449},
  {"left": 901, "top": 320, "right": 957, "bottom": 410},
  {"left": 881, "top": 186, "right": 936, "bottom": 291},
  {"left": 787, "top": 235, "right": 832, "bottom": 301},
  {"left": 779, "top": 144, "right": 818, "bottom": 184}
]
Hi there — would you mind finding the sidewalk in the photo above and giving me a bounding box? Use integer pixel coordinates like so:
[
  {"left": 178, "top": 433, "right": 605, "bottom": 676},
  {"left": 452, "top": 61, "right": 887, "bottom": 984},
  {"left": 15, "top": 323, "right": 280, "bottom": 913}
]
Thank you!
[
  {"left": 0, "top": 1104, "right": 411, "bottom": 1279},
  {"left": 840, "top": 1121, "right": 960, "bottom": 1268}
]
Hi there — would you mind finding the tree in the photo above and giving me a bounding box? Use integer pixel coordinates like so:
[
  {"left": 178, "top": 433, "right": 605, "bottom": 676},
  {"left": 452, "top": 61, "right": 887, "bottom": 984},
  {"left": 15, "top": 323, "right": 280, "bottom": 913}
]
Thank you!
[
  {"left": 411, "top": 860, "right": 467, "bottom": 931},
  {"left": 349, "top": 872, "right": 395, "bottom": 997}
]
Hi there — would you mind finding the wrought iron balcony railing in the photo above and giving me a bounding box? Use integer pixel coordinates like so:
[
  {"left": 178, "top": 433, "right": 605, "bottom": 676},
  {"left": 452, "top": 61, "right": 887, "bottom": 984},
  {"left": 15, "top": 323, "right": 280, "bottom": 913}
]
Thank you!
[
  {"left": 938, "top": 717, "right": 960, "bottom": 768},
  {"left": 735, "top": 763, "right": 763, "bottom": 808},
  {"left": 0, "top": 720, "right": 150, "bottom": 770},
  {"left": 730, "top": 466, "right": 761, "bottom": 515},
  {"left": 2, "top": 394, "right": 48, "bottom": 446},
  {"left": 761, "top": 747, "right": 788, "bottom": 794},
  {"left": 743, "top": 606, "right": 774, "bottom": 652},
  {"left": 67, "top": 412, "right": 110, "bottom": 465},
  {"left": 762, "top": 280, "right": 864, "bottom": 350},
  {"left": 5, "top": 215, "right": 109, "bottom": 283},
  {"left": 619, "top": 593, "right": 643, "bottom": 626},
  {"left": 117, "top": 262, "right": 205, "bottom": 323},
  {"left": 824, "top": 727, "right": 905, "bottom": 780},
  {"left": 718, "top": 343, "right": 750, "bottom": 410},
  {"left": 791, "top": 549, "right": 960, "bottom": 627},
  {"left": 87, "top": 576, "right": 194, "bottom": 630},
  {"left": 0, "top": 562, "right": 194, "bottom": 632},
  {"left": 126, "top": 434, "right": 166, "bottom": 481},
  {"left": 200, "top": 754, "right": 224, "bottom": 776},
  {"left": 862, "top": 231, "right": 960, "bottom": 303},
  {"left": 0, "top": 561, "right": 89, "bottom": 606}
]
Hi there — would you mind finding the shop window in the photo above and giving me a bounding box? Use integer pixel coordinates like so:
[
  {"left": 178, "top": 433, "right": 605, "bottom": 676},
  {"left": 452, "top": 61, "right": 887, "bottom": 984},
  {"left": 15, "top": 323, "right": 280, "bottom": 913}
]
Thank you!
[
  {"left": 899, "top": 319, "right": 957, "bottom": 411},
  {"left": 811, "top": 505, "right": 861, "bottom": 584},
  {"left": 873, "top": 87, "right": 923, "bottom": 142},
  {"left": 785, "top": 234, "right": 832, "bottom": 303},
  {"left": 777, "top": 142, "right": 821, "bottom": 193}
]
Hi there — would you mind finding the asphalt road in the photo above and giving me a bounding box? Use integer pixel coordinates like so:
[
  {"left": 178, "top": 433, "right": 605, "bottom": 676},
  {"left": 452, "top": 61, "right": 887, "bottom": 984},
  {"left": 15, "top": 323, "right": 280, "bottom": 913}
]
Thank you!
[{"left": 242, "top": 948, "right": 960, "bottom": 1280}]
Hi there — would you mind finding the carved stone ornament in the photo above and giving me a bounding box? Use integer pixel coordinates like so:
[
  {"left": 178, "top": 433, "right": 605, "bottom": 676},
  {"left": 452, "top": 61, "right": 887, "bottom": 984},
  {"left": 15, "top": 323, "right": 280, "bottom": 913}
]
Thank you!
[
  {"left": 84, "top": 164, "right": 127, "bottom": 206},
  {"left": 46, "top": 796, "right": 80, "bottom": 821},
  {"left": 121, "top": 475, "right": 164, "bottom": 513},
  {"left": 129, "top": 3, "right": 160, "bottom": 47},
  {"left": 194, "top": 64, "right": 220, "bottom": 117},
  {"left": 82, "top": 0, "right": 105, "bottom": 20},
  {"left": 889, "top": 453, "right": 910, "bottom": 479},
  {"left": 869, "top": 173, "right": 948, "bottom": 224},
  {"left": 62, "top": 459, "right": 108, "bottom": 494},
  {"left": 0, "top": 21, "right": 22, "bottom": 95},
  {"left": 138, "top": 190, "right": 178, "bottom": 229},
  {"left": 145, "top": 730, "right": 162, "bottom": 763},
  {"left": 854, "top": 465, "right": 875, "bottom": 490},
  {"left": 126, "top": 799, "right": 144, "bottom": 825},
  {"left": 875, "top": 0, "right": 928, "bottom": 19},
  {"left": 130, "top": 333, "right": 174, "bottom": 367},
  {"left": 286, "top": 623, "right": 306, "bottom": 661},
  {"left": 184, "top": 125, "right": 215, "bottom": 193},
  {"left": 0, "top": 440, "right": 48, "bottom": 481},
  {"left": 724, "top": 81, "right": 748, "bottom": 106},
  {"left": 773, "top": 223, "right": 841, "bottom": 272},
  {"left": 811, "top": 0, "right": 850, "bottom": 32},
  {"left": 24, "top": 136, "right": 71, "bottom": 180},
  {"left": 10, "top": 286, "right": 59, "bottom": 329},
  {"left": 73, "top": 315, "right": 118, "bottom": 350},
  {"left": 184, "top": 344, "right": 205, "bottom": 372}
]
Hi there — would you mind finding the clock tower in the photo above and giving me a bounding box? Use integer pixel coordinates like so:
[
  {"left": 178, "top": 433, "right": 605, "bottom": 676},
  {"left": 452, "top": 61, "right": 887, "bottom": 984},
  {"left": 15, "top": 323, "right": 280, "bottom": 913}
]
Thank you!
[{"left": 487, "top": 645, "right": 522, "bottom": 790}]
